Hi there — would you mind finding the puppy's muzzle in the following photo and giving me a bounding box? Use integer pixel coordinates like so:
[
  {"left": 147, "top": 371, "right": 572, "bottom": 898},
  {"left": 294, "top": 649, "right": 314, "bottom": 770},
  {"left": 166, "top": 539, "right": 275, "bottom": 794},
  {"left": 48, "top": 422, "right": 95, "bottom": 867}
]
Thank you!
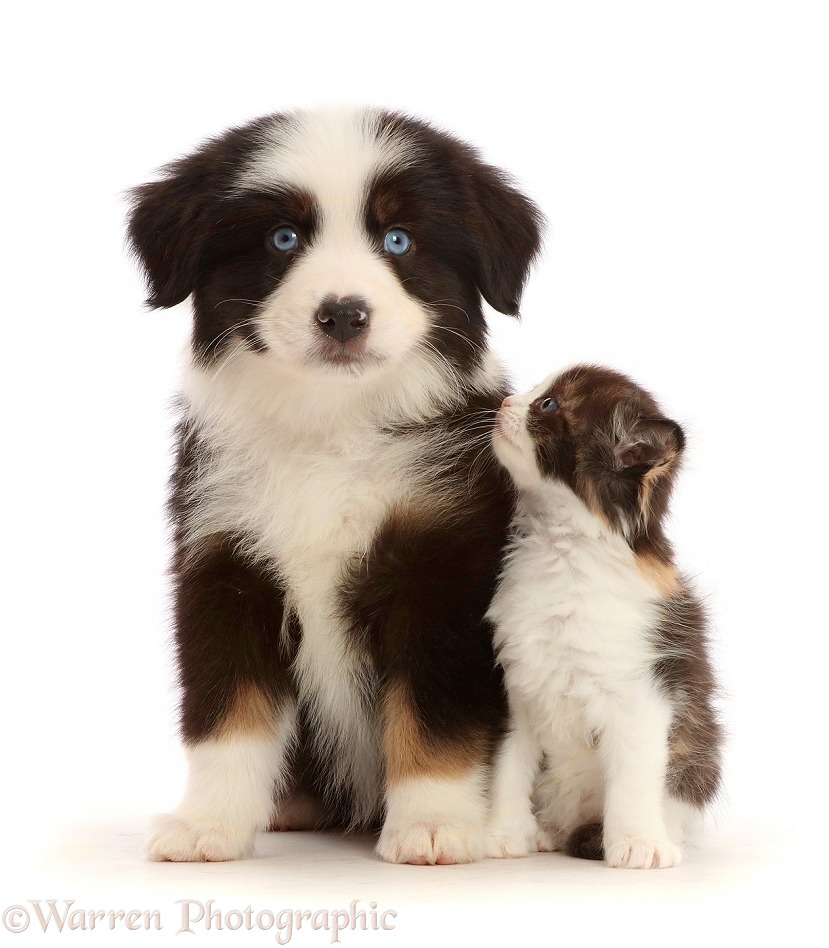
[{"left": 316, "top": 296, "right": 371, "bottom": 344}]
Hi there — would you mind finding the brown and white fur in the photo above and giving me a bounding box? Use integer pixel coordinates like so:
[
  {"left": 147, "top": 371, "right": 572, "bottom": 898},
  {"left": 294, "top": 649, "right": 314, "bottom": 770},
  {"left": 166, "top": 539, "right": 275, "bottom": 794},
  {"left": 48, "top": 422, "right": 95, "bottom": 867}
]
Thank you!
[
  {"left": 484, "top": 365, "right": 722, "bottom": 868},
  {"left": 127, "top": 107, "right": 542, "bottom": 865}
]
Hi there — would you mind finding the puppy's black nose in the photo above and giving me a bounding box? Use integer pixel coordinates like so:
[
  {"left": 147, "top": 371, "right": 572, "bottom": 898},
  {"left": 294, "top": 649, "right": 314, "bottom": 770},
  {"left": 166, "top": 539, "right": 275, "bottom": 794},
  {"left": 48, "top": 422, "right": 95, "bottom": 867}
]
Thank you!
[{"left": 315, "top": 296, "right": 371, "bottom": 343}]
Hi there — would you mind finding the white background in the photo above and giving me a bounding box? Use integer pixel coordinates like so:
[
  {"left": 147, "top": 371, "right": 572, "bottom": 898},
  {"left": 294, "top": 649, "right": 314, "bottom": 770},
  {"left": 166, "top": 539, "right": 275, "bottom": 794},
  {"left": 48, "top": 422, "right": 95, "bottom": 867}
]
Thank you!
[{"left": 2, "top": 1, "right": 826, "bottom": 945}]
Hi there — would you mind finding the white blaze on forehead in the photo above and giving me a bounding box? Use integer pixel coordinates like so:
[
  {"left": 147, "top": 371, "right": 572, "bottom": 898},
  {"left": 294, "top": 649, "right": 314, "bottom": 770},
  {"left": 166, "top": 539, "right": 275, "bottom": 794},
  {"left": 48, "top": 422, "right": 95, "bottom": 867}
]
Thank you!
[
  {"left": 237, "top": 106, "right": 417, "bottom": 216},
  {"left": 228, "top": 107, "right": 437, "bottom": 386},
  {"left": 492, "top": 373, "right": 560, "bottom": 491},
  {"left": 528, "top": 372, "right": 558, "bottom": 401}
]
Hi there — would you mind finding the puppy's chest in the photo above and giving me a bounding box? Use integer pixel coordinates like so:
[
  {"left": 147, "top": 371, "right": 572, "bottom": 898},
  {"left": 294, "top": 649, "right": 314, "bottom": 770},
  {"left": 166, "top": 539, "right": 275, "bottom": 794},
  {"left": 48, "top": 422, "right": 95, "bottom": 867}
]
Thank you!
[
  {"left": 197, "top": 425, "right": 418, "bottom": 603},
  {"left": 489, "top": 507, "right": 662, "bottom": 717}
]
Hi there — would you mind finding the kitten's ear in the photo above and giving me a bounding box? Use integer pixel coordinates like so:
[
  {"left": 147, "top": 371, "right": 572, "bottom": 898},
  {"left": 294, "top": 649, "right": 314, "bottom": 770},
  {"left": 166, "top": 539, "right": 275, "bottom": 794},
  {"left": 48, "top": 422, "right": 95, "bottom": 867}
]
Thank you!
[{"left": 615, "top": 418, "right": 685, "bottom": 470}]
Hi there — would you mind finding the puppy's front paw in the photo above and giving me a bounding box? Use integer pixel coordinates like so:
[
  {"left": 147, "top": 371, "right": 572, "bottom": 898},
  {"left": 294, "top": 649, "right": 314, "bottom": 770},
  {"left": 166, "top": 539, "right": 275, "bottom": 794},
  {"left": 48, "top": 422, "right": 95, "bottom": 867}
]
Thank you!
[
  {"left": 486, "top": 816, "right": 538, "bottom": 859},
  {"left": 376, "top": 820, "right": 485, "bottom": 865},
  {"left": 604, "top": 835, "right": 682, "bottom": 869},
  {"left": 145, "top": 813, "right": 255, "bottom": 863}
]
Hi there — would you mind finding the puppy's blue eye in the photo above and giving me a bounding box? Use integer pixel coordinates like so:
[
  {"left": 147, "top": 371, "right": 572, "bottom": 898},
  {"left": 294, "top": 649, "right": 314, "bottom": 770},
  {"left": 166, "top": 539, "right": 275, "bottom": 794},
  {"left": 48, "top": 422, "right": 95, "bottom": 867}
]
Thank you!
[
  {"left": 384, "top": 229, "right": 411, "bottom": 256},
  {"left": 271, "top": 226, "right": 299, "bottom": 252},
  {"left": 540, "top": 397, "right": 559, "bottom": 412}
]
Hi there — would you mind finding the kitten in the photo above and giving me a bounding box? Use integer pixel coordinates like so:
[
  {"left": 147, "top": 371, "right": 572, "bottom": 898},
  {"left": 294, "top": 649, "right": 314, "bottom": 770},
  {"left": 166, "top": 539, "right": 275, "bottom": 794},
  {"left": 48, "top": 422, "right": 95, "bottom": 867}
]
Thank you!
[{"left": 485, "top": 364, "right": 722, "bottom": 868}]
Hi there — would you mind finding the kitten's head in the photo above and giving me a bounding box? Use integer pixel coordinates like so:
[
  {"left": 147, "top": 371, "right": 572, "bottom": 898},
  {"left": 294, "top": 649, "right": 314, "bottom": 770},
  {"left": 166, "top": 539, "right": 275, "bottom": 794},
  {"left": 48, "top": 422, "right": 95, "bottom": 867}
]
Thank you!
[{"left": 493, "top": 364, "right": 685, "bottom": 538}]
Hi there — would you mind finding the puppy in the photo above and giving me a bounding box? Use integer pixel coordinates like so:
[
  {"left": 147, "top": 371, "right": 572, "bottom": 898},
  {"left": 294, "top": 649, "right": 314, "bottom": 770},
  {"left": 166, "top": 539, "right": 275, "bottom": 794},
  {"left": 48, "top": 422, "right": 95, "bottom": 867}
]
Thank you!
[
  {"left": 127, "top": 107, "right": 542, "bottom": 865},
  {"left": 485, "top": 365, "right": 722, "bottom": 868}
]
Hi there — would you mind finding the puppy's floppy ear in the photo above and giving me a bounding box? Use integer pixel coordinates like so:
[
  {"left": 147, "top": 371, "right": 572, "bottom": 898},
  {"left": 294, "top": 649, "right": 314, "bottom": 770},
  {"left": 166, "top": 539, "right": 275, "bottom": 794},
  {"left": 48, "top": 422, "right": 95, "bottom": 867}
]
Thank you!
[
  {"left": 127, "top": 121, "right": 267, "bottom": 309},
  {"left": 467, "top": 164, "right": 544, "bottom": 316},
  {"left": 614, "top": 418, "right": 685, "bottom": 471},
  {"left": 127, "top": 166, "right": 210, "bottom": 309}
]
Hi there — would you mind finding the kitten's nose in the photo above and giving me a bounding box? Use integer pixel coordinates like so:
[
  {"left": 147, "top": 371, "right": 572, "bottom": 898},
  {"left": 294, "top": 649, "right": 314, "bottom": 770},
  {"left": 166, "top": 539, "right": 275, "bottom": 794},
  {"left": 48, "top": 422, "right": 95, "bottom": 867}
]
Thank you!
[{"left": 501, "top": 395, "right": 518, "bottom": 408}]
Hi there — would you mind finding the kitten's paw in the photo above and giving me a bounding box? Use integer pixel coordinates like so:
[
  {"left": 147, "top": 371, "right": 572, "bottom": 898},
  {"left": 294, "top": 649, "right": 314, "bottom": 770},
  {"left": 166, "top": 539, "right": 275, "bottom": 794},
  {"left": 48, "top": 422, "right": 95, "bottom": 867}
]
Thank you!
[
  {"left": 376, "top": 820, "right": 485, "bottom": 865},
  {"left": 486, "top": 816, "right": 538, "bottom": 858},
  {"left": 535, "top": 824, "right": 563, "bottom": 853},
  {"left": 145, "top": 813, "right": 255, "bottom": 863},
  {"left": 604, "top": 835, "right": 682, "bottom": 869}
]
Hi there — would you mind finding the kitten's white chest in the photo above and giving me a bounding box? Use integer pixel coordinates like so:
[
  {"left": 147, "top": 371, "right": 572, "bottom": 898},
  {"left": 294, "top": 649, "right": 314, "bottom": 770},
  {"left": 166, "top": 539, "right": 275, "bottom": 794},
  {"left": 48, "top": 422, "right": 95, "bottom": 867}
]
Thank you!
[{"left": 487, "top": 486, "right": 662, "bottom": 743}]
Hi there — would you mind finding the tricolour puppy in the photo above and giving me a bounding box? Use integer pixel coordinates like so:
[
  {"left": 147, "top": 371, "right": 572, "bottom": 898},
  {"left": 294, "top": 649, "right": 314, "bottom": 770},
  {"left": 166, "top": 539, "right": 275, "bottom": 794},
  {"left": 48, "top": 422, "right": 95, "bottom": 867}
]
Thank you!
[{"left": 128, "top": 107, "right": 542, "bottom": 864}]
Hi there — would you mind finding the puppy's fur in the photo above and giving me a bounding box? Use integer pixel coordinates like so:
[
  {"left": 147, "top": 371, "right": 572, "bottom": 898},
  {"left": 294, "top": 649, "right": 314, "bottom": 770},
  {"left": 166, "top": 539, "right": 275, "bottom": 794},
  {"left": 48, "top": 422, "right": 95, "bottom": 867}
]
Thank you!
[
  {"left": 128, "top": 107, "right": 542, "bottom": 864},
  {"left": 485, "top": 365, "right": 722, "bottom": 868}
]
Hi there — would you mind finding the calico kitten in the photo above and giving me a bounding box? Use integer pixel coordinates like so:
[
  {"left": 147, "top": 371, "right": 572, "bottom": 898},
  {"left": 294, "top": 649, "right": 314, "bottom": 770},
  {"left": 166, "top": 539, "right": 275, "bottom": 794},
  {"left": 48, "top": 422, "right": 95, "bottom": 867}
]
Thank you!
[{"left": 484, "top": 364, "right": 722, "bottom": 869}]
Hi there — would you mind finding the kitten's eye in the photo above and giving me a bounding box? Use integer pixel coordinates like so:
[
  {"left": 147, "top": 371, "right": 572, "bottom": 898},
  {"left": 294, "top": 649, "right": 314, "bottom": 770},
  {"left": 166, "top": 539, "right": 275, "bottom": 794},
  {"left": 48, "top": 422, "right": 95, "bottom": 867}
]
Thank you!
[
  {"left": 384, "top": 229, "right": 412, "bottom": 256},
  {"left": 540, "top": 397, "right": 560, "bottom": 413},
  {"left": 271, "top": 226, "right": 299, "bottom": 252}
]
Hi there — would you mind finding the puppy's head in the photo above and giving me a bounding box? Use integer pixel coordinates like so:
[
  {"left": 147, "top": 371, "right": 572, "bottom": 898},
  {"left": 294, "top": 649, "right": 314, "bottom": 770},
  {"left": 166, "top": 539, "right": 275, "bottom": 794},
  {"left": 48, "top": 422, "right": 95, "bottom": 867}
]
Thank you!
[
  {"left": 128, "top": 107, "right": 542, "bottom": 385},
  {"left": 493, "top": 364, "right": 685, "bottom": 537}
]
